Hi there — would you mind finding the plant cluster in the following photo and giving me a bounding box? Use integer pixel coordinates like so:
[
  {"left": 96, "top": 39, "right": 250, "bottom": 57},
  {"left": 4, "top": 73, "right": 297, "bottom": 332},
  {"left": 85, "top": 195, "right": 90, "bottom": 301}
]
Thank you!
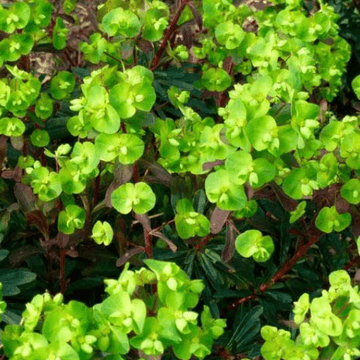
[
  {"left": 0, "top": 260, "right": 226, "bottom": 360},
  {"left": 0, "top": 0, "right": 359, "bottom": 359}
]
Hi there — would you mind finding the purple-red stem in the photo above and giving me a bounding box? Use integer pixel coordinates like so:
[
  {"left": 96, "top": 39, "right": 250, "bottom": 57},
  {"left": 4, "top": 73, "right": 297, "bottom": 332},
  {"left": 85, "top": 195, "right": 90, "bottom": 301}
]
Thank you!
[
  {"left": 60, "top": 247, "right": 66, "bottom": 294},
  {"left": 151, "top": 0, "right": 190, "bottom": 71}
]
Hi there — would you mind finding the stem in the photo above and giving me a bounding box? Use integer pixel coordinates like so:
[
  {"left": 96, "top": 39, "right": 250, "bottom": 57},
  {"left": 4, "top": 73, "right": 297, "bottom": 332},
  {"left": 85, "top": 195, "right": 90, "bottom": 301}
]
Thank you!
[
  {"left": 343, "top": 255, "right": 360, "bottom": 271},
  {"left": 60, "top": 246, "right": 66, "bottom": 294},
  {"left": 92, "top": 174, "right": 100, "bottom": 208},
  {"left": 151, "top": 0, "right": 190, "bottom": 71},
  {"left": 144, "top": 227, "right": 153, "bottom": 259}
]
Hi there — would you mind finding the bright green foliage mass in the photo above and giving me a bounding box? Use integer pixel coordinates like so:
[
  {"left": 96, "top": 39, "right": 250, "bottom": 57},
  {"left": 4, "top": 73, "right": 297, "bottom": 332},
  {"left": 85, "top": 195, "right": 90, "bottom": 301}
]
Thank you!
[
  {"left": 0, "top": 261, "right": 226, "bottom": 360},
  {"left": 261, "top": 270, "right": 360, "bottom": 360}
]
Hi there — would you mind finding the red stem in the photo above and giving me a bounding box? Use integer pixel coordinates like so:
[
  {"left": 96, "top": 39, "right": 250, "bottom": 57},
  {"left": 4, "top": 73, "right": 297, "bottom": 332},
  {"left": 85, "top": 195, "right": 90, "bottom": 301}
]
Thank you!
[
  {"left": 344, "top": 255, "right": 360, "bottom": 271},
  {"left": 144, "top": 228, "right": 153, "bottom": 259},
  {"left": 93, "top": 174, "right": 100, "bottom": 208},
  {"left": 151, "top": 0, "right": 190, "bottom": 71},
  {"left": 60, "top": 247, "right": 66, "bottom": 294}
]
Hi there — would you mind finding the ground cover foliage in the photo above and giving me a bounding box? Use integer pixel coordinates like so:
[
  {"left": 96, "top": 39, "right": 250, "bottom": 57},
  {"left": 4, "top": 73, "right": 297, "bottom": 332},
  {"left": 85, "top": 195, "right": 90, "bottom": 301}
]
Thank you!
[{"left": 0, "top": 0, "right": 360, "bottom": 359}]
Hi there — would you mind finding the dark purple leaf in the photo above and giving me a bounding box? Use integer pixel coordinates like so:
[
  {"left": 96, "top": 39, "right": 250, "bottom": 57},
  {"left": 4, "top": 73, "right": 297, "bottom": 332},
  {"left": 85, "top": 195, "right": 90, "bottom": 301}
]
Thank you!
[
  {"left": 14, "top": 183, "right": 35, "bottom": 212},
  {"left": 202, "top": 160, "right": 225, "bottom": 171},
  {"left": 116, "top": 247, "right": 145, "bottom": 267},
  {"left": 211, "top": 207, "right": 231, "bottom": 234},
  {"left": 151, "top": 231, "right": 177, "bottom": 252},
  {"left": 221, "top": 221, "right": 236, "bottom": 263}
]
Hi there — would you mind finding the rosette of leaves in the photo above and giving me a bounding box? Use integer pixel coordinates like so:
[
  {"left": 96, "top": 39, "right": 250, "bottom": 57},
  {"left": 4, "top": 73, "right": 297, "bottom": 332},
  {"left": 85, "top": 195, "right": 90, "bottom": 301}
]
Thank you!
[
  {"left": 91, "top": 221, "right": 114, "bottom": 246},
  {"left": 0, "top": 2, "right": 31, "bottom": 33},
  {"left": 175, "top": 199, "right": 210, "bottom": 239},
  {"left": 109, "top": 66, "right": 156, "bottom": 119},
  {"left": 101, "top": 7, "right": 141, "bottom": 38},
  {"left": 58, "top": 204, "right": 86, "bottom": 234},
  {"left": 0, "top": 117, "right": 25, "bottom": 137},
  {"left": 261, "top": 270, "right": 360, "bottom": 360},
  {"left": 53, "top": 17, "right": 69, "bottom": 50},
  {"left": 35, "top": 93, "right": 53, "bottom": 120},
  {"left": 80, "top": 33, "right": 108, "bottom": 64},
  {"left": 205, "top": 169, "right": 247, "bottom": 211},
  {"left": 142, "top": 1, "right": 169, "bottom": 42},
  {"left": 201, "top": 67, "right": 232, "bottom": 92},
  {"left": 29, "top": 166, "right": 62, "bottom": 202},
  {"left": 215, "top": 21, "right": 245, "bottom": 50},
  {"left": 235, "top": 229, "right": 274, "bottom": 262},
  {"left": 95, "top": 132, "right": 144, "bottom": 165},
  {"left": 315, "top": 206, "right": 352, "bottom": 234},
  {"left": 0, "top": 33, "right": 33, "bottom": 63},
  {"left": 50, "top": 71, "right": 75, "bottom": 100},
  {"left": 111, "top": 182, "right": 156, "bottom": 215}
]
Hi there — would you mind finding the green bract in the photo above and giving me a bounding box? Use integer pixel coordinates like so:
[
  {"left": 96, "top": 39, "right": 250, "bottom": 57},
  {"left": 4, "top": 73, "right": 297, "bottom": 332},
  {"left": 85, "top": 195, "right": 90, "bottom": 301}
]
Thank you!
[
  {"left": 50, "top": 71, "right": 76, "bottom": 100},
  {"left": 95, "top": 133, "right": 144, "bottom": 164},
  {"left": 0, "top": 117, "right": 25, "bottom": 137},
  {"left": 35, "top": 93, "right": 53, "bottom": 120},
  {"left": 205, "top": 169, "right": 247, "bottom": 211},
  {"left": 53, "top": 17, "right": 69, "bottom": 50},
  {"left": 201, "top": 68, "right": 232, "bottom": 92},
  {"left": 58, "top": 204, "right": 86, "bottom": 234},
  {"left": 101, "top": 7, "right": 141, "bottom": 37},
  {"left": 175, "top": 199, "right": 210, "bottom": 239},
  {"left": 341, "top": 179, "right": 360, "bottom": 205},
  {"left": 0, "top": 2, "right": 31, "bottom": 33},
  {"left": 235, "top": 230, "right": 274, "bottom": 262},
  {"left": 315, "top": 206, "right": 352, "bottom": 233},
  {"left": 215, "top": 21, "right": 245, "bottom": 50},
  {"left": 91, "top": 221, "right": 113, "bottom": 246},
  {"left": 111, "top": 182, "right": 156, "bottom": 215},
  {"left": 30, "top": 129, "right": 50, "bottom": 147}
]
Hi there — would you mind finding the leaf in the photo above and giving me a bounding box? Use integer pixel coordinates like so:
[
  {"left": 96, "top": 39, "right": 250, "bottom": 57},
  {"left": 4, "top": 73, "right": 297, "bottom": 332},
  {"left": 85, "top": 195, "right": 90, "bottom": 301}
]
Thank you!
[
  {"left": 0, "top": 268, "right": 37, "bottom": 296},
  {"left": 210, "top": 207, "right": 230, "bottom": 234},
  {"left": 222, "top": 221, "right": 236, "bottom": 263},
  {"left": 223, "top": 305, "right": 263, "bottom": 353},
  {"left": 116, "top": 247, "right": 145, "bottom": 267}
]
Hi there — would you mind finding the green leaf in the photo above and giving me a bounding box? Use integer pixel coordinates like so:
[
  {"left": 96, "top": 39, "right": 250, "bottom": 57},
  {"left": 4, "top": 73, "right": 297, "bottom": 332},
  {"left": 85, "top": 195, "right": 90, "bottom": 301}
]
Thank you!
[
  {"left": 289, "top": 201, "right": 306, "bottom": 224},
  {"left": 111, "top": 182, "right": 156, "bottom": 214}
]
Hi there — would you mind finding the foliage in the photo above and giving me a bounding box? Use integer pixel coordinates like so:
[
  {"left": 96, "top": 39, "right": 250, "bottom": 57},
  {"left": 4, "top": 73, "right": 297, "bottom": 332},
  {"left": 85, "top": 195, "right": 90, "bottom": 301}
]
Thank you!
[{"left": 0, "top": 0, "right": 358, "bottom": 359}]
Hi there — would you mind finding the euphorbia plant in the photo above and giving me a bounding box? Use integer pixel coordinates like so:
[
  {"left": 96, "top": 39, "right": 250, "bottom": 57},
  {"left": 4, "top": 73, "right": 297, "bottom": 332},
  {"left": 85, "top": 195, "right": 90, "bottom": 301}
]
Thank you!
[
  {"left": 0, "top": 260, "right": 226, "bottom": 360},
  {"left": 0, "top": 0, "right": 359, "bottom": 359}
]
